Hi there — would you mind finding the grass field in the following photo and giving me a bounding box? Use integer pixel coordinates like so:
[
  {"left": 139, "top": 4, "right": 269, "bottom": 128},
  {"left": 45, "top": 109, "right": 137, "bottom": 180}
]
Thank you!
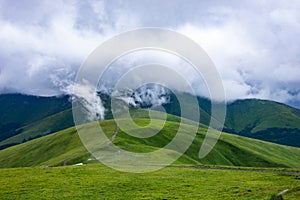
[
  {"left": 1, "top": 113, "right": 300, "bottom": 199},
  {"left": 0, "top": 164, "right": 299, "bottom": 200}
]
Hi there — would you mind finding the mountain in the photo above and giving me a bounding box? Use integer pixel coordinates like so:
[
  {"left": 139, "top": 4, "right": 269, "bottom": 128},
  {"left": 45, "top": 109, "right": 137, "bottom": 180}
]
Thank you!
[
  {"left": 0, "top": 94, "right": 74, "bottom": 149},
  {"left": 225, "top": 99, "right": 300, "bottom": 147},
  {"left": 1, "top": 93, "right": 300, "bottom": 149},
  {"left": 1, "top": 117, "right": 300, "bottom": 168},
  {"left": 158, "top": 93, "right": 300, "bottom": 147}
]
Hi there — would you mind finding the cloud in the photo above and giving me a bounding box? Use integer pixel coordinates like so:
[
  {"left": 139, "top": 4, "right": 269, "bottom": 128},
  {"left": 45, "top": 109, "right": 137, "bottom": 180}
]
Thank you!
[
  {"left": 0, "top": 0, "right": 139, "bottom": 96},
  {"left": 176, "top": 1, "right": 300, "bottom": 104},
  {"left": 68, "top": 80, "right": 105, "bottom": 121},
  {"left": 0, "top": 0, "right": 300, "bottom": 108}
]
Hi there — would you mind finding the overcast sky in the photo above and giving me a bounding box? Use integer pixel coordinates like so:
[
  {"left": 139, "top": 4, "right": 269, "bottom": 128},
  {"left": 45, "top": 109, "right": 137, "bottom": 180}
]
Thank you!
[{"left": 0, "top": 0, "right": 300, "bottom": 108}]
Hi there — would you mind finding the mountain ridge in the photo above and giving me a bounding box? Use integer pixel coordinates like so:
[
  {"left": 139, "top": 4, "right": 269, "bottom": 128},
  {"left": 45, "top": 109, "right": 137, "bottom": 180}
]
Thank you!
[
  {"left": 1, "top": 118, "right": 300, "bottom": 169},
  {"left": 0, "top": 93, "right": 300, "bottom": 149}
]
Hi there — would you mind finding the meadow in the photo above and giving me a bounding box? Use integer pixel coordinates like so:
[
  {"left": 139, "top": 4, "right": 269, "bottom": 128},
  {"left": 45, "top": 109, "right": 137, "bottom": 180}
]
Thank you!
[{"left": 0, "top": 164, "right": 299, "bottom": 199}]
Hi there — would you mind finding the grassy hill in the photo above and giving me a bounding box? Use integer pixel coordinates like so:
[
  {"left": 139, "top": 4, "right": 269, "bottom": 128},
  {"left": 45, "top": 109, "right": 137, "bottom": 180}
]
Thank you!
[
  {"left": 1, "top": 117, "right": 300, "bottom": 169},
  {"left": 1, "top": 113, "right": 300, "bottom": 199},
  {"left": 0, "top": 94, "right": 71, "bottom": 126},
  {"left": 1, "top": 93, "right": 300, "bottom": 150},
  {"left": 141, "top": 93, "right": 300, "bottom": 147},
  {"left": 225, "top": 99, "right": 300, "bottom": 147},
  {"left": 0, "top": 109, "right": 74, "bottom": 149},
  {"left": 151, "top": 94, "right": 300, "bottom": 147},
  {"left": 0, "top": 94, "right": 73, "bottom": 149}
]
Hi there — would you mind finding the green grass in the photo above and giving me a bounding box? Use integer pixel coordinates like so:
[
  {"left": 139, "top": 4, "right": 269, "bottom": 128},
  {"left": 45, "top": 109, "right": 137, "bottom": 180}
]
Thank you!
[
  {"left": 0, "top": 109, "right": 74, "bottom": 147},
  {"left": 1, "top": 118, "right": 300, "bottom": 169},
  {"left": 2, "top": 93, "right": 300, "bottom": 149},
  {"left": 0, "top": 94, "right": 71, "bottom": 126},
  {"left": 224, "top": 99, "right": 300, "bottom": 147},
  {"left": 1, "top": 108, "right": 300, "bottom": 199},
  {"left": 226, "top": 99, "right": 300, "bottom": 133},
  {"left": 0, "top": 94, "right": 73, "bottom": 149},
  {"left": 0, "top": 127, "right": 87, "bottom": 168},
  {"left": 0, "top": 164, "right": 299, "bottom": 199}
]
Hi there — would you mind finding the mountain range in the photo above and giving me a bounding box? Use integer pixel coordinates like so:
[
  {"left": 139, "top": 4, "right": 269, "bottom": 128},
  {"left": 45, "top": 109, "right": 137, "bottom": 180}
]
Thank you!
[{"left": 1, "top": 93, "right": 300, "bottom": 150}]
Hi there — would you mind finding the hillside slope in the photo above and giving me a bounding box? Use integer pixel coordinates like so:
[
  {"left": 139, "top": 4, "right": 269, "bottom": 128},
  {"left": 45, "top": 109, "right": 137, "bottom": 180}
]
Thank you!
[
  {"left": 0, "top": 109, "right": 74, "bottom": 149},
  {"left": 127, "top": 92, "right": 300, "bottom": 147},
  {"left": 225, "top": 99, "right": 300, "bottom": 147},
  {"left": 0, "top": 94, "right": 71, "bottom": 126},
  {"left": 0, "top": 94, "right": 72, "bottom": 149},
  {"left": 1, "top": 118, "right": 300, "bottom": 169},
  {"left": 1, "top": 93, "right": 300, "bottom": 149}
]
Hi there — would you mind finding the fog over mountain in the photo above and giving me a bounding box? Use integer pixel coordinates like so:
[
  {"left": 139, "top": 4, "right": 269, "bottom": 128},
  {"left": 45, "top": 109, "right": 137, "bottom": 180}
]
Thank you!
[{"left": 0, "top": 0, "right": 300, "bottom": 108}]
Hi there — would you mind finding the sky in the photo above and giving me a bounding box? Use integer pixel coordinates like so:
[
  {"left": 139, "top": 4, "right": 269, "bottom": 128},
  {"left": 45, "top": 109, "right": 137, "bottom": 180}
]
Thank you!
[{"left": 0, "top": 0, "right": 300, "bottom": 108}]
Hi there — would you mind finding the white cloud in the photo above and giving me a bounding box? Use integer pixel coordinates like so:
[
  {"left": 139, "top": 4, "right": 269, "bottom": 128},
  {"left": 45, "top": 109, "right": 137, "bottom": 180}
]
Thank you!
[
  {"left": 0, "top": 0, "right": 140, "bottom": 96},
  {"left": 176, "top": 2, "right": 300, "bottom": 104},
  {"left": 0, "top": 0, "right": 299, "bottom": 107}
]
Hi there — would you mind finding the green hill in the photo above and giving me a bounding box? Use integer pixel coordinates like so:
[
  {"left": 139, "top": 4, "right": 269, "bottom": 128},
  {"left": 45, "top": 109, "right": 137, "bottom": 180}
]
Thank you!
[
  {"left": 0, "top": 94, "right": 71, "bottom": 126},
  {"left": 1, "top": 93, "right": 300, "bottom": 150},
  {"left": 138, "top": 93, "right": 300, "bottom": 147},
  {"left": 0, "top": 108, "right": 74, "bottom": 149},
  {"left": 0, "top": 94, "right": 72, "bottom": 149},
  {"left": 157, "top": 93, "right": 300, "bottom": 147},
  {"left": 225, "top": 99, "right": 300, "bottom": 147},
  {"left": 146, "top": 94, "right": 300, "bottom": 147},
  {"left": 1, "top": 117, "right": 300, "bottom": 169}
]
